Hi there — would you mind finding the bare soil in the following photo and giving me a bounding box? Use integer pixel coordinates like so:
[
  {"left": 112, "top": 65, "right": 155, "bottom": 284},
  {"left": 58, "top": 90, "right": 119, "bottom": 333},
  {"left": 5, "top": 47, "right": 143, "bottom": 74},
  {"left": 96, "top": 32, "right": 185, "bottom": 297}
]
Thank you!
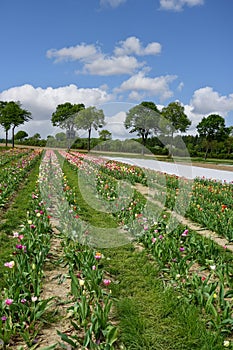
[{"left": 180, "top": 161, "right": 233, "bottom": 172}]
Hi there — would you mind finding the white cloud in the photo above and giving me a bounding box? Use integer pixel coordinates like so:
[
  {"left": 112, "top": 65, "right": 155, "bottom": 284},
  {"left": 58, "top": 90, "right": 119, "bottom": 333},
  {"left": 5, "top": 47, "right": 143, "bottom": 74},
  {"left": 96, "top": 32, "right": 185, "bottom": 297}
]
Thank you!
[
  {"left": 46, "top": 44, "right": 99, "bottom": 63},
  {"left": 114, "top": 36, "right": 161, "bottom": 56},
  {"left": 177, "top": 82, "right": 184, "bottom": 91},
  {"left": 100, "top": 0, "right": 126, "bottom": 8},
  {"left": 0, "top": 84, "right": 112, "bottom": 138},
  {"left": 47, "top": 36, "right": 160, "bottom": 77},
  {"left": 160, "top": 0, "right": 204, "bottom": 11},
  {"left": 128, "top": 91, "right": 144, "bottom": 100},
  {"left": 190, "top": 87, "right": 233, "bottom": 116},
  {"left": 144, "top": 42, "right": 162, "bottom": 55},
  {"left": 82, "top": 55, "right": 144, "bottom": 75},
  {"left": 181, "top": 86, "right": 233, "bottom": 134},
  {"left": 183, "top": 104, "right": 203, "bottom": 134},
  {"left": 100, "top": 0, "right": 204, "bottom": 11},
  {"left": 104, "top": 112, "right": 130, "bottom": 139},
  {"left": 117, "top": 71, "right": 177, "bottom": 101},
  {"left": 1, "top": 83, "right": 232, "bottom": 140}
]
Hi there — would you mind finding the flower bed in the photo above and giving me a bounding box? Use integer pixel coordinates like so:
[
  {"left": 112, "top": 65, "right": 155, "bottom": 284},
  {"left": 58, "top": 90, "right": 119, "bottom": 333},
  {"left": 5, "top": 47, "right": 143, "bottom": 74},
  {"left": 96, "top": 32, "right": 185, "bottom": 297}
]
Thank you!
[
  {"left": 0, "top": 149, "right": 41, "bottom": 208},
  {"left": 62, "top": 150, "right": 233, "bottom": 346},
  {"left": 0, "top": 185, "right": 52, "bottom": 347},
  {"left": 1, "top": 148, "right": 233, "bottom": 348},
  {"left": 39, "top": 150, "right": 119, "bottom": 349}
]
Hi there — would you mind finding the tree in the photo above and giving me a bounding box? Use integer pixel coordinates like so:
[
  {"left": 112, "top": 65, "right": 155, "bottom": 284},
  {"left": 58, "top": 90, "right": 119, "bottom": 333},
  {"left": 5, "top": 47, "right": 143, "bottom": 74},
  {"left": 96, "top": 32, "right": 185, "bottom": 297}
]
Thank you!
[
  {"left": 32, "top": 133, "right": 41, "bottom": 140},
  {"left": 9, "top": 101, "right": 31, "bottom": 147},
  {"left": 0, "top": 101, "right": 11, "bottom": 146},
  {"left": 55, "top": 132, "right": 66, "bottom": 142},
  {"left": 15, "top": 130, "right": 28, "bottom": 141},
  {"left": 51, "top": 102, "right": 85, "bottom": 132},
  {"left": 46, "top": 135, "right": 56, "bottom": 147},
  {"left": 161, "top": 101, "right": 191, "bottom": 155},
  {"left": 124, "top": 101, "right": 161, "bottom": 153},
  {"left": 196, "top": 114, "right": 230, "bottom": 159},
  {"left": 51, "top": 102, "right": 85, "bottom": 150},
  {"left": 74, "top": 106, "right": 105, "bottom": 151},
  {"left": 99, "top": 129, "right": 112, "bottom": 141},
  {"left": 0, "top": 101, "right": 31, "bottom": 147}
]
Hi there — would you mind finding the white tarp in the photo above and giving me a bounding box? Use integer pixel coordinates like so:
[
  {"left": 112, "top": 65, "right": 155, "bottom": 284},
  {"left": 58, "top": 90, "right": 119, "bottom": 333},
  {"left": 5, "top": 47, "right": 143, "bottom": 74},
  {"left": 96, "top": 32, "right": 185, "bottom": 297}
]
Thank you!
[{"left": 105, "top": 157, "right": 233, "bottom": 184}]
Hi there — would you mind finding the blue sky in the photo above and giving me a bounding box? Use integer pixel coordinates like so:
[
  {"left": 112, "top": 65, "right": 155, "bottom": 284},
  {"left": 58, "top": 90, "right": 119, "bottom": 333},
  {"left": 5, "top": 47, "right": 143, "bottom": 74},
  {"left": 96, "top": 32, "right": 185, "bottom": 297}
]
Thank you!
[{"left": 0, "top": 0, "right": 233, "bottom": 139}]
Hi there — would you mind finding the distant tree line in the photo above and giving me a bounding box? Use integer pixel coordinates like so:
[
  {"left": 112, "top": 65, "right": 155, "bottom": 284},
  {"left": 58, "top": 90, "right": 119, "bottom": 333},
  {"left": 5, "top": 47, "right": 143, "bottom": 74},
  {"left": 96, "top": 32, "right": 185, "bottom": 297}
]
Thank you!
[{"left": 1, "top": 99, "right": 232, "bottom": 159}]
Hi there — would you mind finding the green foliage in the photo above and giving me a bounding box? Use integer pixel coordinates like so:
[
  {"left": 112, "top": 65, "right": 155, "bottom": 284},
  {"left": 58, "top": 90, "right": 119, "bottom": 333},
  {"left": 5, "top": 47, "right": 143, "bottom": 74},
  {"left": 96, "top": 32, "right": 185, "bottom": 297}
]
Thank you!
[
  {"left": 160, "top": 101, "right": 191, "bottom": 156},
  {"left": 103, "top": 246, "right": 224, "bottom": 349},
  {"left": 197, "top": 114, "right": 229, "bottom": 141},
  {"left": 55, "top": 132, "right": 66, "bottom": 141},
  {"left": 125, "top": 101, "right": 161, "bottom": 147},
  {"left": 197, "top": 114, "right": 231, "bottom": 159},
  {"left": 60, "top": 156, "right": 118, "bottom": 228},
  {"left": 51, "top": 102, "right": 85, "bottom": 134},
  {"left": 161, "top": 101, "right": 191, "bottom": 135},
  {"left": 74, "top": 106, "right": 105, "bottom": 151},
  {"left": 0, "top": 100, "right": 31, "bottom": 147},
  {"left": 15, "top": 130, "right": 28, "bottom": 141},
  {"left": 99, "top": 129, "right": 112, "bottom": 141},
  {"left": 0, "top": 157, "right": 41, "bottom": 289}
]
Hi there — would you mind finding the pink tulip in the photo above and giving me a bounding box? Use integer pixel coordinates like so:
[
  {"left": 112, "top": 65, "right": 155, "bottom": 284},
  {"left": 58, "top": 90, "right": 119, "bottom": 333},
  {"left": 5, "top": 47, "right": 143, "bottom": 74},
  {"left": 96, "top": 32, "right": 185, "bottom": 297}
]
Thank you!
[
  {"left": 181, "top": 229, "right": 188, "bottom": 237},
  {"left": 5, "top": 298, "right": 13, "bottom": 306},
  {"left": 103, "top": 279, "right": 111, "bottom": 286},
  {"left": 4, "top": 261, "right": 15, "bottom": 268}
]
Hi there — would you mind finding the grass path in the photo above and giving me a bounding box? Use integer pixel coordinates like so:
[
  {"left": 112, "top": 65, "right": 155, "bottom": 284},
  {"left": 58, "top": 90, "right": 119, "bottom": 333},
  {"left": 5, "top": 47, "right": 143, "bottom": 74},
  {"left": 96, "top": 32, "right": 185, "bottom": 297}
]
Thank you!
[{"left": 102, "top": 244, "right": 224, "bottom": 350}]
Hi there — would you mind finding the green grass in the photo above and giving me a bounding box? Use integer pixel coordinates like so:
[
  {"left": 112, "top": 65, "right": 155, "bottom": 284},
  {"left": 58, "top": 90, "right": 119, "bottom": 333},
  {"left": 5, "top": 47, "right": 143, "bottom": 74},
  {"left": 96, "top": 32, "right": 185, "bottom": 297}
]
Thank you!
[
  {"left": 59, "top": 157, "right": 135, "bottom": 247},
  {"left": 102, "top": 245, "right": 224, "bottom": 350},
  {"left": 59, "top": 156, "right": 119, "bottom": 229},
  {"left": 0, "top": 158, "right": 41, "bottom": 288}
]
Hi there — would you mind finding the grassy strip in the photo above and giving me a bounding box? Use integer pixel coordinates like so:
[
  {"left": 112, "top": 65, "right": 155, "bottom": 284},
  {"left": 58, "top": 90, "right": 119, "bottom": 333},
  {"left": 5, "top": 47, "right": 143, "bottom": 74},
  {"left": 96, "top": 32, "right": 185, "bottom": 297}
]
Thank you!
[
  {"left": 60, "top": 156, "right": 118, "bottom": 229},
  {"left": 0, "top": 157, "right": 41, "bottom": 289},
  {"left": 102, "top": 245, "right": 224, "bottom": 350},
  {"left": 58, "top": 153, "right": 225, "bottom": 349}
]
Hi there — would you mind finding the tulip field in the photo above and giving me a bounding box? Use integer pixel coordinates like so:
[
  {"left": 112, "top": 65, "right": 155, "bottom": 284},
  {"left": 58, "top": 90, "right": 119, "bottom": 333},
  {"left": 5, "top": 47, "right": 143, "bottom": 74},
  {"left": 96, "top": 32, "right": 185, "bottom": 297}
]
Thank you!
[{"left": 0, "top": 147, "right": 233, "bottom": 349}]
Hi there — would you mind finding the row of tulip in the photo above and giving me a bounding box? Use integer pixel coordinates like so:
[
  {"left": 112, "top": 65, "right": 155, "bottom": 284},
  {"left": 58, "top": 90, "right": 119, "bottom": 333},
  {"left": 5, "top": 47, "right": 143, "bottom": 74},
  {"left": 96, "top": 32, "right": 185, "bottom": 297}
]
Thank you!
[
  {"left": 63, "top": 151, "right": 233, "bottom": 347},
  {"left": 0, "top": 149, "right": 120, "bottom": 348},
  {"left": 0, "top": 149, "right": 42, "bottom": 208},
  {"left": 139, "top": 220, "right": 233, "bottom": 341},
  {"left": 151, "top": 173, "right": 233, "bottom": 241},
  {"left": 62, "top": 151, "right": 146, "bottom": 228},
  {"left": 0, "top": 180, "right": 53, "bottom": 348},
  {"left": 69, "top": 151, "right": 147, "bottom": 185},
  {"left": 0, "top": 148, "right": 31, "bottom": 168},
  {"left": 68, "top": 151, "right": 233, "bottom": 241},
  {"left": 185, "top": 178, "right": 233, "bottom": 240},
  {"left": 40, "top": 150, "right": 119, "bottom": 349}
]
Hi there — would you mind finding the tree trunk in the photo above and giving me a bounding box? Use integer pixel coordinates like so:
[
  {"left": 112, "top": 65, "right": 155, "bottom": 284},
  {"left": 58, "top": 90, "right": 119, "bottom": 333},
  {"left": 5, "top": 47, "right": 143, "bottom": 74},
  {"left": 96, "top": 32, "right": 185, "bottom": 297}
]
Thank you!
[
  {"left": 141, "top": 132, "right": 148, "bottom": 155},
  {"left": 169, "top": 131, "right": 174, "bottom": 157},
  {"left": 204, "top": 145, "right": 209, "bottom": 160},
  {"left": 5, "top": 130, "right": 8, "bottom": 147},
  {"left": 88, "top": 128, "right": 91, "bottom": 152},
  {"left": 12, "top": 126, "right": 15, "bottom": 148},
  {"left": 141, "top": 136, "right": 145, "bottom": 155}
]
